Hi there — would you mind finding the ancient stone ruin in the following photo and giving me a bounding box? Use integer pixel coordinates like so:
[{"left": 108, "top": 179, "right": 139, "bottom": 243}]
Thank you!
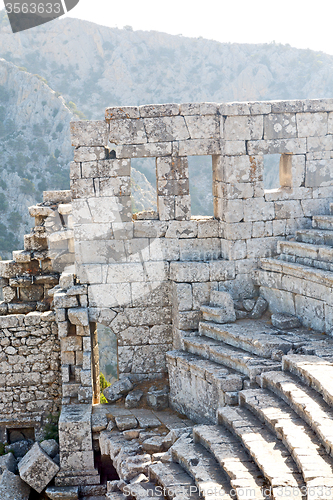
[{"left": 1, "top": 98, "right": 333, "bottom": 498}]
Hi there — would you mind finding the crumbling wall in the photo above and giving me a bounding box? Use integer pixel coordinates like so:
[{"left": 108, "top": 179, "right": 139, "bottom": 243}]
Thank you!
[
  {"left": 0, "top": 311, "right": 60, "bottom": 441},
  {"left": 69, "top": 98, "right": 333, "bottom": 382}
]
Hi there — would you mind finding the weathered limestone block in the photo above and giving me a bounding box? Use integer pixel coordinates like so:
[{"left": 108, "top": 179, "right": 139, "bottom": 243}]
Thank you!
[
  {"left": 223, "top": 199, "right": 244, "bottom": 223},
  {"left": 103, "top": 377, "right": 133, "bottom": 402},
  {"left": 45, "top": 485, "right": 79, "bottom": 499},
  {"left": 247, "top": 138, "right": 306, "bottom": 155},
  {"left": 172, "top": 283, "right": 192, "bottom": 311},
  {"left": 105, "top": 105, "right": 140, "bottom": 120},
  {"left": 3, "top": 286, "right": 16, "bottom": 302},
  {"left": 117, "top": 326, "right": 150, "bottom": 346},
  {"left": 170, "top": 262, "right": 210, "bottom": 282},
  {"left": 305, "top": 159, "right": 333, "bottom": 187},
  {"left": 224, "top": 115, "right": 263, "bottom": 140},
  {"left": 184, "top": 115, "right": 219, "bottom": 139},
  {"left": 40, "top": 439, "right": 59, "bottom": 459},
  {"left": 18, "top": 442, "right": 59, "bottom": 493},
  {"left": 86, "top": 196, "right": 132, "bottom": 223},
  {"left": 271, "top": 313, "right": 301, "bottom": 330},
  {"left": 70, "top": 121, "right": 108, "bottom": 148},
  {"left": 115, "top": 415, "right": 138, "bottom": 431},
  {"left": 133, "top": 220, "right": 168, "bottom": 238},
  {"left": 98, "top": 176, "right": 131, "bottom": 197},
  {"left": 20, "top": 285, "right": 44, "bottom": 302},
  {"left": 179, "top": 238, "right": 220, "bottom": 261},
  {"left": 140, "top": 103, "right": 180, "bottom": 117},
  {"left": 243, "top": 198, "right": 275, "bottom": 222},
  {"left": 223, "top": 155, "right": 263, "bottom": 184},
  {"left": 59, "top": 405, "right": 92, "bottom": 454},
  {"left": 274, "top": 200, "right": 303, "bottom": 219},
  {"left": 250, "top": 296, "right": 268, "bottom": 318},
  {"left": 221, "top": 139, "right": 246, "bottom": 156},
  {"left": 68, "top": 308, "right": 89, "bottom": 326},
  {"left": 157, "top": 179, "right": 189, "bottom": 197},
  {"left": 175, "top": 195, "right": 191, "bottom": 220},
  {"left": 157, "top": 196, "right": 175, "bottom": 220},
  {"left": 178, "top": 138, "right": 220, "bottom": 156},
  {"left": 264, "top": 113, "right": 297, "bottom": 139},
  {"left": 296, "top": 112, "right": 328, "bottom": 137},
  {"left": 0, "top": 469, "right": 30, "bottom": 500},
  {"left": 109, "top": 118, "right": 147, "bottom": 144},
  {"left": 125, "top": 389, "right": 144, "bottom": 408},
  {"left": 145, "top": 116, "right": 189, "bottom": 142},
  {"left": 115, "top": 141, "right": 172, "bottom": 159}
]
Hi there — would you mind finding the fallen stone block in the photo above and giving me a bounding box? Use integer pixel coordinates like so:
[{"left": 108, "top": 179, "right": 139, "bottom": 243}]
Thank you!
[
  {"left": 115, "top": 415, "right": 138, "bottom": 431},
  {"left": 250, "top": 296, "right": 268, "bottom": 319},
  {"left": 91, "top": 413, "right": 108, "bottom": 433},
  {"left": 118, "top": 454, "right": 152, "bottom": 481},
  {"left": 123, "top": 429, "right": 140, "bottom": 440},
  {"left": 40, "top": 439, "right": 59, "bottom": 459},
  {"left": 0, "top": 452, "right": 17, "bottom": 473},
  {"left": 242, "top": 299, "right": 256, "bottom": 311},
  {"left": 271, "top": 313, "right": 301, "bottom": 330},
  {"left": 45, "top": 485, "right": 79, "bottom": 499},
  {"left": 103, "top": 377, "right": 133, "bottom": 403},
  {"left": 125, "top": 389, "right": 144, "bottom": 409},
  {"left": 146, "top": 388, "right": 169, "bottom": 410},
  {"left": 5, "top": 440, "right": 33, "bottom": 459},
  {"left": 142, "top": 436, "right": 164, "bottom": 453},
  {"left": 18, "top": 442, "right": 60, "bottom": 493},
  {"left": 0, "top": 469, "right": 30, "bottom": 500}
]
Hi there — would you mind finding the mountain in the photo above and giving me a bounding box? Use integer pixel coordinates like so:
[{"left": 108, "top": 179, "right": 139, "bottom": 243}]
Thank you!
[{"left": 1, "top": 10, "right": 333, "bottom": 255}]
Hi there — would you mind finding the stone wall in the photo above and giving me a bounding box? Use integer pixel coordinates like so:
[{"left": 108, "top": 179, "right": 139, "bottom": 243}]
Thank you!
[
  {"left": 0, "top": 311, "right": 61, "bottom": 441},
  {"left": 69, "top": 98, "right": 333, "bottom": 381}
]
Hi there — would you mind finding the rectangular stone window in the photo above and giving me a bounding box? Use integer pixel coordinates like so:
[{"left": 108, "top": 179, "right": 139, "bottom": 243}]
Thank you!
[
  {"left": 264, "top": 153, "right": 292, "bottom": 190},
  {"left": 130, "top": 158, "right": 157, "bottom": 216},
  {"left": 188, "top": 155, "right": 214, "bottom": 216}
]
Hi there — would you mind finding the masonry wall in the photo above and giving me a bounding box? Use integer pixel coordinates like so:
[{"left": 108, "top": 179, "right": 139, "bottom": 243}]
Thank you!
[
  {"left": 69, "top": 98, "right": 333, "bottom": 379},
  {"left": 0, "top": 311, "right": 61, "bottom": 441}
]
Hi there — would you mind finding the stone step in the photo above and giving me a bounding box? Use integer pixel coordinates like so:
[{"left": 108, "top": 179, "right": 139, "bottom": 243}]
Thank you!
[
  {"left": 278, "top": 251, "right": 333, "bottom": 273},
  {"left": 277, "top": 239, "right": 333, "bottom": 266},
  {"left": 217, "top": 406, "right": 304, "bottom": 494},
  {"left": 183, "top": 336, "right": 281, "bottom": 380},
  {"left": 149, "top": 461, "right": 201, "bottom": 500},
  {"left": 312, "top": 215, "right": 333, "bottom": 230},
  {"left": 199, "top": 319, "right": 300, "bottom": 358},
  {"left": 170, "top": 435, "right": 234, "bottom": 500},
  {"left": 283, "top": 354, "right": 333, "bottom": 409},
  {"left": 239, "top": 388, "right": 333, "bottom": 486},
  {"left": 200, "top": 305, "right": 236, "bottom": 324},
  {"left": 193, "top": 425, "right": 266, "bottom": 499},
  {"left": 167, "top": 350, "right": 244, "bottom": 423},
  {"left": 296, "top": 228, "right": 333, "bottom": 246},
  {"left": 260, "top": 257, "right": 333, "bottom": 287},
  {"left": 261, "top": 370, "right": 333, "bottom": 457}
]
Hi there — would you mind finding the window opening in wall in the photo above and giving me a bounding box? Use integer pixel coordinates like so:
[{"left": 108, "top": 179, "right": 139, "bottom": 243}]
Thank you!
[
  {"left": 264, "top": 153, "right": 293, "bottom": 190},
  {"left": 130, "top": 157, "right": 157, "bottom": 216},
  {"left": 95, "top": 323, "right": 118, "bottom": 404},
  {"left": 188, "top": 155, "right": 214, "bottom": 216},
  {"left": 264, "top": 154, "right": 280, "bottom": 190},
  {"left": 7, "top": 427, "right": 35, "bottom": 444}
]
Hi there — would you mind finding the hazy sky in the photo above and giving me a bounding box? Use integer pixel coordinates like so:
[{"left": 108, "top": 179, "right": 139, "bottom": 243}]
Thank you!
[{"left": 1, "top": 0, "right": 333, "bottom": 55}]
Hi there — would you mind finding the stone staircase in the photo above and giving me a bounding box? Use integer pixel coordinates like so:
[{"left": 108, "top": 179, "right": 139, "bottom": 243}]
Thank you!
[
  {"left": 165, "top": 354, "right": 333, "bottom": 499},
  {"left": 257, "top": 202, "right": 333, "bottom": 333},
  {"left": 167, "top": 289, "right": 333, "bottom": 423}
]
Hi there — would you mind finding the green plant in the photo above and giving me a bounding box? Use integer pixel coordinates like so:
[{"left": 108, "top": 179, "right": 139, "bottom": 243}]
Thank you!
[
  {"left": 43, "top": 413, "right": 60, "bottom": 442},
  {"left": 100, "top": 372, "right": 111, "bottom": 404},
  {"left": 0, "top": 443, "right": 5, "bottom": 456}
]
